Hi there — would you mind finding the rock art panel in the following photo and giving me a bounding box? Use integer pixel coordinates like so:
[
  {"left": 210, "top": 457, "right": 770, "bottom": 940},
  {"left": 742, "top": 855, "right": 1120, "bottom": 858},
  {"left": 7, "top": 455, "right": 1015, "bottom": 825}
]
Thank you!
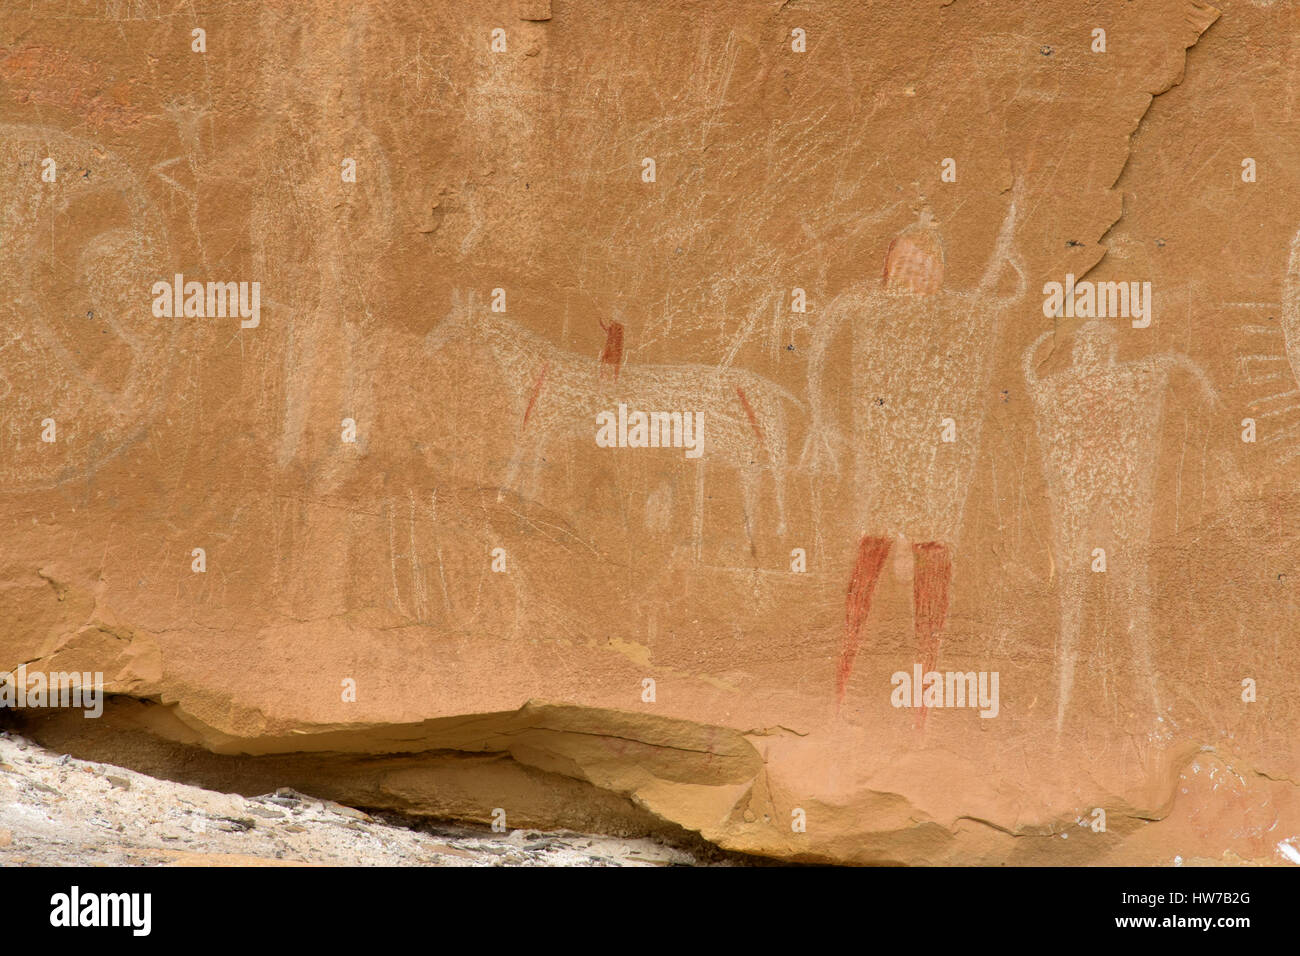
[{"left": 3, "top": 0, "right": 1299, "bottom": 869}]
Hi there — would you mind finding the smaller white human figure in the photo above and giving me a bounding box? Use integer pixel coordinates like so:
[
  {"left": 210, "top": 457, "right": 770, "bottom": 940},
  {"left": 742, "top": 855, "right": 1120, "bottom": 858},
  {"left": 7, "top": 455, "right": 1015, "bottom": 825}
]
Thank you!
[{"left": 1023, "top": 321, "right": 1221, "bottom": 733}]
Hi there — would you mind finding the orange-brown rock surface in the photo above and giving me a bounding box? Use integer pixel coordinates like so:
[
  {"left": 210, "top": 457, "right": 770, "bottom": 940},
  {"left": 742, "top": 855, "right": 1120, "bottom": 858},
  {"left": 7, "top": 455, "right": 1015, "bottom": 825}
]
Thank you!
[{"left": 3, "top": 0, "right": 1299, "bottom": 865}]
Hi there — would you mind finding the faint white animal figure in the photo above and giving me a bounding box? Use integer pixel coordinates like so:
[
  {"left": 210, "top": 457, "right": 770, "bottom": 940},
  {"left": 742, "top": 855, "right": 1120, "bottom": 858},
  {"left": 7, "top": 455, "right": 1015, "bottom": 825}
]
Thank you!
[
  {"left": 1023, "top": 321, "right": 1221, "bottom": 733},
  {"left": 0, "top": 124, "right": 173, "bottom": 491},
  {"left": 802, "top": 181, "right": 1026, "bottom": 709},
  {"left": 425, "top": 291, "right": 805, "bottom": 552}
]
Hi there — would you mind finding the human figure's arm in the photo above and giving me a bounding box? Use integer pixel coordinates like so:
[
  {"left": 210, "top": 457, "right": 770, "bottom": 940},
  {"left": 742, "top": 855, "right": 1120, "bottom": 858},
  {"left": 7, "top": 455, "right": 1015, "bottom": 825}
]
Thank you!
[
  {"left": 1166, "top": 353, "right": 1244, "bottom": 502},
  {"left": 977, "top": 175, "right": 1026, "bottom": 303},
  {"left": 1169, "top": 354, "right": 1222, "bottom": 410}
]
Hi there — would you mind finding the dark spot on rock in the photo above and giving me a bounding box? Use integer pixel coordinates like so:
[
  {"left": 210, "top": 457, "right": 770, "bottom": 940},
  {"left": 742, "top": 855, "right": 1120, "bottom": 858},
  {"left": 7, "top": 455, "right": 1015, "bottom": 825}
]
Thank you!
[
  {"left": 786, "top": 344, "right": 795, "bottom": 351},
  {"left": 1066, "top": 239, "right": 1083, "bottom": 247},
  {"left": 216, "top": 816, "right": 256, "bottom": 832}
]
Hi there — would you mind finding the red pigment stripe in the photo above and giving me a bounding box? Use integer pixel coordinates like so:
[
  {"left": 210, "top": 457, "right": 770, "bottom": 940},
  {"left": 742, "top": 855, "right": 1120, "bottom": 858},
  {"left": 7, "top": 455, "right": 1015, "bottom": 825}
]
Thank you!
[
  {"left": 735, "top": 386, "right": 764, "bottom": 444},
  {"left": 881, "top": 237, "right": 898, "bottom": 285},
  {"left": 912, "top": 540, "right": 952, "bottom": 670},
  {"left": 523, "top": 361, "right": 550, "bottom": 426},
  {"left": 600, "top": 321, "right": 624, "bottom": 381},
  {"left": 838, "top": 535, "right": 893, "bottom": 701}
]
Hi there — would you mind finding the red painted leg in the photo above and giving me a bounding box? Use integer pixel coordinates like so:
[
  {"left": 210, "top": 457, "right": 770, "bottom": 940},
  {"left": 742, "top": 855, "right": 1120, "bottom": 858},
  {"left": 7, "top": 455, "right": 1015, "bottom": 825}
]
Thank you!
[
  {"left": 912, "top": 541, "right": 952, "bottom": 728},
  {"left": 837, "top": 535, "right": 893, "bottom": 705}
]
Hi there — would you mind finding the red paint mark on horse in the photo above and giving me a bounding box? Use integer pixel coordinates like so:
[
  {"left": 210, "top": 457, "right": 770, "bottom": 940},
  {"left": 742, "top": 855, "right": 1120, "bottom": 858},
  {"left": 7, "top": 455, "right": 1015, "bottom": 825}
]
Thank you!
[
  {"left": 911, "top": 540, "right": 952, "bottom": 729},
  {"left": 522, "top": 361, "right": 550, "bottom": 427},
  {"left": 837, "top": 535, "right": 893, "bottom": 704},
  {"left": 881, "top": 237, "right": 900, "bottom": 285},
  {"left": 735, "top": 387, "right": 764, "bottom": 445},
  {"left": 599, "top": 319, "right": 624, "bottom": 381}
]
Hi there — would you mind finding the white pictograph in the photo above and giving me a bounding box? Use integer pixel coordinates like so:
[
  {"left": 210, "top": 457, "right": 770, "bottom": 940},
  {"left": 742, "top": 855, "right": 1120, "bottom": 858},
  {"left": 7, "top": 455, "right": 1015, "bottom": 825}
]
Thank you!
[
  {"left": 425, "top": 291, "right": 804, "bottom": 553},
  {"left": 802, "top": 182, "right": 1026, "bottom": 707},
  {"left": 0, "top": 125, "right": 174, "bottom": 491},
  {"left": 1023, "top": 321, "right": 1220, "bottom": 731}
]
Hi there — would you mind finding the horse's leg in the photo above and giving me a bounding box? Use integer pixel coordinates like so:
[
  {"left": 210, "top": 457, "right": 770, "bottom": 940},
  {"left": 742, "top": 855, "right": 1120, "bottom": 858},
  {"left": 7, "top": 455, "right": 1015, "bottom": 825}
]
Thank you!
[
  {"left": 692, "top": 460, "right": 705, "bottom": 563},
  {"left": 769, "top": 402, "right": 789, "bottom": 536},
  {"left": 739, "top": 461, "right": 760, "bottom": 559}
]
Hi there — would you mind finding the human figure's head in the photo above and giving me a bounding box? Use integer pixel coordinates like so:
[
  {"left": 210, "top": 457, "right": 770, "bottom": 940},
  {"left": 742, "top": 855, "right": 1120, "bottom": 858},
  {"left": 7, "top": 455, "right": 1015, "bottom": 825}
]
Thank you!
[{"left": 882, "top": 209, "right": 944, "bottom": 296}]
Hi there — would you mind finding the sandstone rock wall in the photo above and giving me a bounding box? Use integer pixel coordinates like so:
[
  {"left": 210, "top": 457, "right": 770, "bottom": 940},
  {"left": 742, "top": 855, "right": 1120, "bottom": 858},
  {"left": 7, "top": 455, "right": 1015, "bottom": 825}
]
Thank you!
[{"left": 2, "top": 0, "right": 1298, "bottom": 864}]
